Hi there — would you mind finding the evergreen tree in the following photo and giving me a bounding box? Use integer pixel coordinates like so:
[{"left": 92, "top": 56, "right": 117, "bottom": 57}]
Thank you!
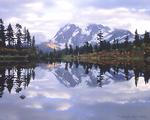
[
  {"left": 65, "top": 43, "right": 69, "bottom": 55},
  {"left": 144, "top": 31, "right": 150, "bottom": 44},
  {"left": 53, "top": 48, "right": 56, "bottom": 58},
  {"left": 74, "top": 46, "right": 79, "bottom": 55},
  {"left": 97, "top": 29, "right": 103, "bottom": 51},
  {"left": 0, "top": 19, "right": 6, "bottom": 47},
  {"left": 106, "top": 41, "right": 111, "bottom": 51},
  {"left": 116, "top": 39, "right": 119, "bottom": 50},
  {"left": 124, "top": 36, "right": 129, "bottom": 49},
  {"left": 26, "top": 29, "right": 31, "bottom": 47},
  {"left": 94, "top": 44, "right": 99, "bottom": 52},
  {"left": 101, "top": 40, "right": 108, "bottom": 50},
  {"left": 23, "top": 27, "right": 27, "bottom": 47},
  {"left": 69, "top": 44, "right": 73, "bottom": 54},
  {"left": 16, "top": 24, "right": 22, "bottom": 49},
  {"left": 85, "top": 42, "right": 89, "bottom": 53},
  {"left": 89, "top": 44, "right": 93, "bottom": 53},
  {"left": 112, "top": 38, "right": 117, "bottom": 50},
  {"left": 6, "top": 24, "right": 14, "bottom": 47},
  {"left": 134, "top": 29, "right": 140, "bottom": 46},
  {"left": 97, "top": 30, "right": 103, "bottom": 45},
  {"left": 31, "top": 36, "right": 35, "bottom": 48}
]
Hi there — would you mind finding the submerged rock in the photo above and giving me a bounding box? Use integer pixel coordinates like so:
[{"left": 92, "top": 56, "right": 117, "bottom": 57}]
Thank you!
[{"left": 20, "top": 95, "right": 26, "bottom": 99}]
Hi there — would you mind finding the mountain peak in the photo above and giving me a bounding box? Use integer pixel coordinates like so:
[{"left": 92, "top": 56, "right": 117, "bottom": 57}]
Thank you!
[
  {"left": 52, "top": 23, "right": 134, "bottom": 49},
  {"left": 37, "top": 23, "right": 134, "bottom": 52}
]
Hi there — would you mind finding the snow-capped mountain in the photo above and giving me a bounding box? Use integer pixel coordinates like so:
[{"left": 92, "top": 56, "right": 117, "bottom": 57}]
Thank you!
[
  {"left": 41, "top": 62, "right": 134, "bottom": 88},
  {"left": 38, "top": 23, "right": 134, "bottom": 52},
  {"left": 52, "top": 24, "right": 134, "bottom": 49}
]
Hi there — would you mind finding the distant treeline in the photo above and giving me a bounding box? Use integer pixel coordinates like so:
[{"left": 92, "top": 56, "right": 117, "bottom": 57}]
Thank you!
[{"left": 46, "top": 29, "right": 150, "bottom": 59}]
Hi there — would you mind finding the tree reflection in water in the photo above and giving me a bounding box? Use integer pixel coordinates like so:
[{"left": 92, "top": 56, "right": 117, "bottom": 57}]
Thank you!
[
  {"left": 0, "top": 62, "right": 35, "bottom": 98},
  {"left": 63, "top": 61, "right": 150, "bottom": 87},
  {"left": 1, "top": 60, "right": 149, "bottom": 98}
]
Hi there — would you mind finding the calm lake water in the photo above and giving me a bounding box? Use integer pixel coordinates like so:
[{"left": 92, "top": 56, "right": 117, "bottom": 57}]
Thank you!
[{"left": 0, "top": 61, "right": 150, "bottom": 120}]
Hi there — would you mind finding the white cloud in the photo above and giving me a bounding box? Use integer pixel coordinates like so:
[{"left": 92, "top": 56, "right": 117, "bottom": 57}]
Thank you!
[
  {"left": 1, "top": 0, "right": 150, "bottom": 43},
  {"left": 25, "top": 2, "right": 45, "bottom": 12}
]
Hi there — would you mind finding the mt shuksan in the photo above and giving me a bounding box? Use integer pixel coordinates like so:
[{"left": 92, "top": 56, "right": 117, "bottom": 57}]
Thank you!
[
  {"left": 37, "top": 24, "right": 134, "bottom": 52},
  {"left": 52, "top": 24, "right": 134, "bottom": 49}
]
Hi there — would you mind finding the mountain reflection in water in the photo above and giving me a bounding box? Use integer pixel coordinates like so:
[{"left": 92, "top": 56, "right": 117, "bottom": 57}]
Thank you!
[
  {"left": 58, "top": 61, "right": 150, "bottom": 88},
  {"left": 0, "top": 61, "right": 150, "bottom": 98},
  {"left": 0, "top": 61, "right": 150, "bottom": 120}
]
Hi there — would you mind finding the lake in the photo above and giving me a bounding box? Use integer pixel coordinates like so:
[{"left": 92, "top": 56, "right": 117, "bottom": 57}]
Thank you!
[{"left": 0, "top": 61, "right": 150, "bottom": 120}]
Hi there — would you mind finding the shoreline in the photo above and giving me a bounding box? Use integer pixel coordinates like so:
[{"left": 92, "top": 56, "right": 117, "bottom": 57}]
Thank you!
[{"left": 62, "top": 51, "right": 147, "bottom": 64}]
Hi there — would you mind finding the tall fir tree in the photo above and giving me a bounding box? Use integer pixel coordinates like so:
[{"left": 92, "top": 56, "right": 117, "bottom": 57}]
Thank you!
[
  {"left": 0, "top": 19, "right": 6, "bottom": 47},
  {"left": 94, "top": 44, "right": 99, "bottom": 52},
  {"left": 74, "top": 46, "right": 79, "bottom": 55},
  {"left": 6, "top": 24, "right": 14, "bottom": 47},
  {"left": 89, "top": 44, "right": 93, "bottom": 53},
  {"left": 85, "top": 42, "right": 89, "bottom": 53},
  {"left": 69, "top": 44, "right": 73, "bottom": 54},
  {"left": 65, "top": 43, "right": 69, "bottom": 55},
  {"left": 26, "top": 29, "right": 31, "bottom": 47},
  {"left": 23, "top": 27, "right": 27, "bottom": 47},
  {"left": 16, "top": 24, "right": 22, "bottom": 49},
  {"left": 113, "top": 38, "right": 117, "bottom": 50},
  {"left": 97, "top": 29, "right": 103, "bottom": 51},
  {"left": 31, "top": 36, "right": 35, "bottom": 48},
  {"left": 144, "top": 31, "right": 150, "bottom": 44},
  {"left": 134, "top": 29, "right": 140, "bottom": 46},
  {"left": 124, "top": 36, "right": 129, "bottom": 48}
]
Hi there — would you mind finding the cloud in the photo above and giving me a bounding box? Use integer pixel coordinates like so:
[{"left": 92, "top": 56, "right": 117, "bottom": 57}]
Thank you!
[
  {"left": 0, "top": 0, "right": 150, "bottom": 44},
  {"left": 72, "top": 0, "right": 150, "bottom": 9},
  {"left": 72, "top": 7, "right": 150, "bottom": 33}
]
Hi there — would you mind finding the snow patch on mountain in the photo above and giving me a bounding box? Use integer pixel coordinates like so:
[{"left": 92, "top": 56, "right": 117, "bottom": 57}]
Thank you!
[
  {"left": 73, "top": 29, "right": 80, "bottom": 37},
  {"left": 37, "top": 23, "right": 134, "bottom": 52},
  {"left": 63, "top": 25, "right": 71, "bottom": 32},
  {"left": 52, "top": 24, "right": 134, "bottom": 49}
]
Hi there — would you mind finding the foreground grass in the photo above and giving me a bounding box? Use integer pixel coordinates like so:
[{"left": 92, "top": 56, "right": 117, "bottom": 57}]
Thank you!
[
  {"left": 0, "top": 55, "right": 30, "bottom": 62},
  {"left": 0, "top": 48, "right": 37, "bottom": 62},
  {"left": 62, "top": 51, "right": 145, "bottom": 64}
]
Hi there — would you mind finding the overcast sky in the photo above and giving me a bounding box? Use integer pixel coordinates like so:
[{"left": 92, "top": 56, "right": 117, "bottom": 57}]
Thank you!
[{"left": 1, "top": 0, "right": 150, "bottom": 44}]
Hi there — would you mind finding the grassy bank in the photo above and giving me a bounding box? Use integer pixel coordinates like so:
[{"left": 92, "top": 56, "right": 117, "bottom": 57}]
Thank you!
[
  {"left": 62, "top": 50, "right": 145, "bottom": 64},
  {"left": 0, "top": 55, "right": 30, "bottom": 62},
  {"left": 0, "top": 48, "right": 37, "bottom": 62}
]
